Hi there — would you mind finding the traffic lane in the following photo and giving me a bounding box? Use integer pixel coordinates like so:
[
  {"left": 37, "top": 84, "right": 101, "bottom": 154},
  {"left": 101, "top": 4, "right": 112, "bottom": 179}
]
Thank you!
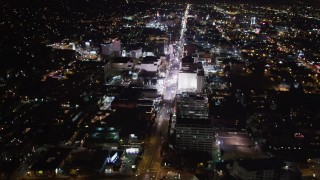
[
  {"left": 137, "top": 168, "right": 194, "bottom": 180},
  {"left": 139, "top": 134, "right": 158, "bottom": 172},
  {"left": 138, "top": 98, "right": 171, "bottom": 172},
  {"left": 136, "top": 170, "right": 163, "bottom": 180}
]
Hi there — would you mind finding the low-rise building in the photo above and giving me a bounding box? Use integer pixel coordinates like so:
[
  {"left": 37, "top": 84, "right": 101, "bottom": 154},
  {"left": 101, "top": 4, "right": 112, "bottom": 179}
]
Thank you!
[
  {"left": 230, "top": 158, "right": 301, "bottom": 180},
  {"left": 27, "top": 147, "right": 72, "bottom": 177},
  {"left": 178, "top": 56, "right": 205, "bottom": 93},
  {"left": 85, "top": 126, "right": 120, "bottom": 150}
]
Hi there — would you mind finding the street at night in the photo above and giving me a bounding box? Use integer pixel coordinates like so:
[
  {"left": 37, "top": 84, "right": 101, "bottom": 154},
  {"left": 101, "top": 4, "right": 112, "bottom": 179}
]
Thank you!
[{"left": 1, "top": 0, "right": 320, "bottom": 179}]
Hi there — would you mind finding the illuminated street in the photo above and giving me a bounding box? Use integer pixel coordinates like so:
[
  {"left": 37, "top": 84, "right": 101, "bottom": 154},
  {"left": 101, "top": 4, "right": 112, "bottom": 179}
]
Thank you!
[
  {"left": 1, "top": 0, "right": 320, "bottom": 179},
  {"left": 136, "top": 4, "right": 191, "bottom": 180},
  {"left": 135, "top": 63, "right": 181, "bottom": 179}
]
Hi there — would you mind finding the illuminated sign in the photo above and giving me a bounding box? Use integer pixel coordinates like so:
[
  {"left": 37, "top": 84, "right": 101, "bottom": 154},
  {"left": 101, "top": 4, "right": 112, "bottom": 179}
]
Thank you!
[
  {"left": 110, "top": 152, "right": 118, "bottom": 163},
  {"left": 126, "top": 148, "right": 139, "bottom": 154}
]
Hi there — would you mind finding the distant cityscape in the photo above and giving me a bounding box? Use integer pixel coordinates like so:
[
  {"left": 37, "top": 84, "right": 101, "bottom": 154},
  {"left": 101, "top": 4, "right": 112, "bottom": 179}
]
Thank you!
[{"left": 0, "top": 0, "right": 320, "bottom": 180}]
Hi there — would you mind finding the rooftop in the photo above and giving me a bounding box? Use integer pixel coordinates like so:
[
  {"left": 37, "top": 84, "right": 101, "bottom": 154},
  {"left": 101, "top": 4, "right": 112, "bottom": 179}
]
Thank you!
[
  {"left": 235, "top": 158, "right": 285, "bottom": 171},
  {"left": 30, "top": 147, "right": 72, "bottom": 171},
  {"left": 112, "top": 57, "right": 133, "bottom": 64}
]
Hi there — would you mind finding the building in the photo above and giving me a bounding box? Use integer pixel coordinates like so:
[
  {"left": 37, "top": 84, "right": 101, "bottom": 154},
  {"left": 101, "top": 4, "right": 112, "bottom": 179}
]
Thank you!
[
  {"left": 138, "top": 70, "right": 158, "bottom": 86},
  {"left": 91, "top": 150, "right": 124, "bottom": 173},
  {"left": 193, "top": 52, "right": 212, "bottom": 64},
  {"left": 101, "top": 39, "right": 121, "bottom": 56},
  {"left": 85, "top": 126, "right": 120, "bottom": 150},
  {"left": 27, "top": 147, "right": 72, "bottom": 177},
  {"left": 175, "top": 93, "right": 214, "bottom": 153},
  {"left": 104, "top": 57, "right": 133, "bottom": 82},
  {"left": 230, "top": 158, "right": 301, "bottom": 180},
  {"left": 250, "top": 17, "right": 257, "bottom": 26},
  {"left": 110, "top": 86, "right": 159, "bottom": 122},
  {"left": 108, "top": 57, "right": 133, "bottom": 70},
  {"left": 178, "top": 56, "right": 205, "bottom": 93},
  {"left": 123, "top": 46, "right": 143, "bottom": 58},
  {"left": 101, "top": 43, "right": 113, "bottom": 56},
  {"left": 136, "top": 56, "right": 161, "bottom": 72}
]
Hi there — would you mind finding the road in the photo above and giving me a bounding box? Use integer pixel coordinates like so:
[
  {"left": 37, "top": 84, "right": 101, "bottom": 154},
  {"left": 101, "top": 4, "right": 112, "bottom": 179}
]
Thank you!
[
  {"left": 135, "top": 4, "right": 191, "bottom": 180},
  {"left": 14, "top": 3, "right": 192, "bottom": 180},
  {"left": 136, "top": 74, "right": 176, "bottom": 179}
]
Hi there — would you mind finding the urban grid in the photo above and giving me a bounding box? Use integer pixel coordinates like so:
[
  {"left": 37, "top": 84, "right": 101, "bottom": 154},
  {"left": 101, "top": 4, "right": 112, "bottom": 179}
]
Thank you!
[{"left": 0, "top": 0, "right": 320, "bottom": 179}]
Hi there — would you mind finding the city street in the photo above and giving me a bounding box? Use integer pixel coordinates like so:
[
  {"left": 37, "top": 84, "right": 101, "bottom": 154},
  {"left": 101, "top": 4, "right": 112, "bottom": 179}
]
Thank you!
[
  {"left": 136, "top": 4, "right": 191, "bottom": 180},
  {"left": 136, "top": 69, "right": 177, "bottom": 180}
]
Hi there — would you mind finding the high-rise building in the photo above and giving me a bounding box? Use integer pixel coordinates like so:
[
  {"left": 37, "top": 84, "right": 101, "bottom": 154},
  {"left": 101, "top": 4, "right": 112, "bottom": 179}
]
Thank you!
[{"left": 175, "top": 93, "right": 214, "bottom": 153}]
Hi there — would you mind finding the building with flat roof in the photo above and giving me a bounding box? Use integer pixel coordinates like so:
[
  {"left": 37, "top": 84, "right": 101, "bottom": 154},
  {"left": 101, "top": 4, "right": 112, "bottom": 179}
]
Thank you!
[
  {"left": 108, "top": 57, "right": 133, "bottom": 70},
  {"left": 104, "top": 57, "right": 134, "bottom": 83},
  {"left": 27, "top": 147, "right": 72, "bottom": 177},
  {"left": 178, "top": 56, "right": 205, "bottom": 93},
  {"left": 109, "top": 86, "right": 159, "bottom": 122},
  {"left": 91, "top": 150, "right": 124, "bottom": 173},
  {"left": 175, "top": 93, "right": 214, "bottom": 153},
  {"left": 85, "top": 126, "right": 120, "bottom": 150},
  {"left": 123, "top": 45, "right": 142, "bottom": 58},
  {"left": 136, "top": 56, "right": 161, "bottom": 72},
  {"left": 101, "top": 39, "right": 121, "bottom": 56},
  {"left": 230, "top": 158, "right": 301, "bottom": 180}
]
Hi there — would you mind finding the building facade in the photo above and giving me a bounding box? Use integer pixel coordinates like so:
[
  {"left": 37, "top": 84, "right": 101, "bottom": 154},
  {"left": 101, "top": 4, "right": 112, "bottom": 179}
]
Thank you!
[
  {"left": 175, "top": 93, "right": 214, "bottom": 153},
  {"left": 178, "top": 56, "right": 205, "bottom": 93}
]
